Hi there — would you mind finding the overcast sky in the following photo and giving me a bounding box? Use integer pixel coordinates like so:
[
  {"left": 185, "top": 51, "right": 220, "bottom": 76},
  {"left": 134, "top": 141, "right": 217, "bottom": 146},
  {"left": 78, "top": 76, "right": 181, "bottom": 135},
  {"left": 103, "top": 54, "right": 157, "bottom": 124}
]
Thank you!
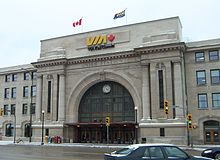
[{"left": 0, "top": 0, "right": 219, "bottom": 68}]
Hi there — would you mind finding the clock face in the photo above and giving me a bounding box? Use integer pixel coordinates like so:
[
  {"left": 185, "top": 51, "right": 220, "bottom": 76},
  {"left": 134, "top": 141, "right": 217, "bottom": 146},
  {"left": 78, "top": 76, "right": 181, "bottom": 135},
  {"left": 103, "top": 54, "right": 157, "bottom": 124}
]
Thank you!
[{"left": 103, "top": 84, "right": 111, "bottom": 93}]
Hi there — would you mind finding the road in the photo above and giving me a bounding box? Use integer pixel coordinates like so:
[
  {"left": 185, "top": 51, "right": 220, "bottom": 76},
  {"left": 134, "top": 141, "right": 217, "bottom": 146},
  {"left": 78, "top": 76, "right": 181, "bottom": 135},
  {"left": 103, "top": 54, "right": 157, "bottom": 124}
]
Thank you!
[{"left": 0, "top": 144, "right": 202, "bottom": 160}]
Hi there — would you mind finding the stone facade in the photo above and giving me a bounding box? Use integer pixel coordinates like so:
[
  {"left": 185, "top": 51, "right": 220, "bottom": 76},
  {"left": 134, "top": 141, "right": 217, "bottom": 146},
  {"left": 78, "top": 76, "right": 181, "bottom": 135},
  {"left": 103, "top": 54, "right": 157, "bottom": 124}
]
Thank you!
[{"left": 0, "top": 17, "right": 220, "bottom": 145}]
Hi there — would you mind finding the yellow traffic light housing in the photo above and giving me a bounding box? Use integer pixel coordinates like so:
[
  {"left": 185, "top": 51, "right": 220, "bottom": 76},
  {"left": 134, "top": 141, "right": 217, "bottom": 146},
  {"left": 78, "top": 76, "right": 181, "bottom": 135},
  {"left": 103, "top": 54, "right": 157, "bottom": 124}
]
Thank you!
[
  {"left": 164, "top": 100, "right": 169, "bottom": 115},
  {"left": 105, "top": 116, "right": 110, "bottom": 126},
  {"left": 0, "top": 108, "right": 4, "bottom": 116},
  {"left": 187, "top": 113, "right": 192, "bottom": 129}
]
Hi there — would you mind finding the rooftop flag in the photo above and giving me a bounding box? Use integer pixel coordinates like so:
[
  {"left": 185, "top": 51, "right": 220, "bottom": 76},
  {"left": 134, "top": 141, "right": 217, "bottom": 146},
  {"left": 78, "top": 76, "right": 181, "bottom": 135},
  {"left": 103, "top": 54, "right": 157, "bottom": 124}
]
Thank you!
[
  {"left": 113, "top": 9, "right": 126, "bottom": 19},
  {"left": 73, "top": 18, "right": 82, "bottom": 27}
]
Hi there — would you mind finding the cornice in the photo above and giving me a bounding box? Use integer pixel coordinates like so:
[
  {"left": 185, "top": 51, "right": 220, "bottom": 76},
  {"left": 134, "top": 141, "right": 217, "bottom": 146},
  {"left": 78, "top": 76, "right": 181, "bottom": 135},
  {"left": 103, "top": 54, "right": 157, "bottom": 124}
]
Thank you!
[{"left": 135, "top": 42, "right": 186, "bottom": 54}]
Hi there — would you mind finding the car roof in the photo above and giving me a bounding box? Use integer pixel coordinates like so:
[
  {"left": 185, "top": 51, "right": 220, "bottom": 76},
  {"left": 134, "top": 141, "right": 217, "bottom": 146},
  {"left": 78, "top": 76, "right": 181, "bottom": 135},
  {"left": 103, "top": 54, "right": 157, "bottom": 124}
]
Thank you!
[{"left": 126, "top": 143, "right": 175, "bottom": 148}]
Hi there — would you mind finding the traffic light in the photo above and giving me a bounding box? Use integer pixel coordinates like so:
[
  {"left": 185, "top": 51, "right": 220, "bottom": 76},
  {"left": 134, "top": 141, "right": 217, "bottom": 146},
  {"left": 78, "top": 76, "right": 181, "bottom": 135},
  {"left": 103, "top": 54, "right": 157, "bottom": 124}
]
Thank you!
[
  {"left": 105, "top": 116, "right": 110, "bottom": 126},
  {"left": 164, "top": 100, "right": 169, "bottom": 115},
  {"left": 0, "top": 108, "right": 4, "bottom": 116},
  {"left": 187, "top": 113, "right": 192, "bottom": 129}
]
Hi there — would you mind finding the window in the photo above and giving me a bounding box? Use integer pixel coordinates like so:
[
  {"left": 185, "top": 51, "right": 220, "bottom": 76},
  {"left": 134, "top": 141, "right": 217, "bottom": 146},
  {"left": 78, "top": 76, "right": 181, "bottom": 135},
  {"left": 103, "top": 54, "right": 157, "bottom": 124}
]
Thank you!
[
  {"left": 211, "top": 69, "right": 220, "bottom": 84},
  {"left": 148, "top": 147, "right": 164, "bottom": 159},
  {"left": 24, "top": 72, "right": 29, "bottom": 80},
  {"left": 5, "top": 123, "right": 13, "bottom": 137},
  {"left": 5, "top": 75, "right": 10, "bottom": 82},
  {"left": 4, "top": 105, "right": 10, "bottom": 115},
  {"left": 209, "top": 50, "right": 219, "bottom": 61},
  {"left": 22, "top": 104, "right": 28, "bottom": 115},
  {"left": 47, "top": 81, "right": 51, "bottom": 113},
  {"left": 23, "top": 86, "right": 29, "bottom": 97},
  {"left": 11, "top": 87, "right": 16, "bottom": 98},
  {"left": 31, "top": 85, "right": 37, "bottom": 97},
  {"left": 212, "top": 93, "right": 220, "bottom": 109},
  {"left": 198, "top": 94, "right": 208, "bottom": 109},
  {"left": 12, "top": 74, "right": 17, "bottom": 81},
  {"left": 196, "top": 70, "right": 206, "bottom": 85},
  {"left": 160, "top": 128, "right": 165, "bottom": 137},
  {"left": 11, "top": 104, "right": 16, "bottom": 115},
  {"left": 4, "top": 88, "right": 10, "bottom": 99},
  {"left": 32, "top": 71, "right": 37, "bottom": 80},
  {"left": 163, "top": 146, "right": 188, "bottom": 159},
  {"left": 158, "top": 70, "right": 164, "bottom": 109},
  {"left": 195, "top": 52, "right": 205, "bottom": 62},
  {"left": 31, "top": 103, "right": 36, "bottom": 114}
]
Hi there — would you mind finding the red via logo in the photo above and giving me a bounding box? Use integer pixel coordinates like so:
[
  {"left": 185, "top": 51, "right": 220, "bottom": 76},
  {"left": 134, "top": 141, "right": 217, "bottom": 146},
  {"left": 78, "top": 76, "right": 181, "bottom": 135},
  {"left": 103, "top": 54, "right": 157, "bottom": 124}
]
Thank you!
[{"left": 107, "top": 34, "right": 115, "bottom": 42}]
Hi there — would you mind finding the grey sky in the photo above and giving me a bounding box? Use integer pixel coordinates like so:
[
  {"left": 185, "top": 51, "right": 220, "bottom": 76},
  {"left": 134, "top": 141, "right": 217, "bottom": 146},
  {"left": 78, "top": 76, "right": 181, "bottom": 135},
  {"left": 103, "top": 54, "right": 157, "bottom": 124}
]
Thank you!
[{"left": 0, "top": 0, "right": 219, "bottom": 68}]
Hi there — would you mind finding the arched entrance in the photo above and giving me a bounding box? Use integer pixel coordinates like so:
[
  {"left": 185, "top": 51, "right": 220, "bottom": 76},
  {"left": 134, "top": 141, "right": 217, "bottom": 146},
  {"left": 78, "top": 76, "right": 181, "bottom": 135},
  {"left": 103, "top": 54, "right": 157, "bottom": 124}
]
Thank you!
[
  {"left": 204, "top": 120, "right": 220, "bottom": 144},
  {"left": 75, "top": 81, "right": 135, "bottom": 143}
]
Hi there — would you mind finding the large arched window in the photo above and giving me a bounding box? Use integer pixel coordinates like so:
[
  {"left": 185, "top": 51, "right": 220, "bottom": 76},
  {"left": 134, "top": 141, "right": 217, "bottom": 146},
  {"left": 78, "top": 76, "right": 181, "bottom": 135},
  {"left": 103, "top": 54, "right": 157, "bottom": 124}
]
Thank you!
[
  {"left": 79, "top": 81, "right": 135, "bottom": 123},
  {"left": 5, "top": 123, "right": 13, "bottom": 137}
]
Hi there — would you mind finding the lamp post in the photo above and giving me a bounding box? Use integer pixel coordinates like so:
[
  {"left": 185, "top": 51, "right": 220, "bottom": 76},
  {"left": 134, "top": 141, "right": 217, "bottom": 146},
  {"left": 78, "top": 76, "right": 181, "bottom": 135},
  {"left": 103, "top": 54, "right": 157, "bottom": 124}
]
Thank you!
[
  {"left": 41, "top": 110, "right": 45, "bottom": 145},
  {"left": 21, "top": 68, "right": 33, "bottom": 143},
  {"left": 134, "top": 106, "right": 138, "bottom": 144},
  {"left": 13, "top": 113, "right": 16, "bottom": 144}
]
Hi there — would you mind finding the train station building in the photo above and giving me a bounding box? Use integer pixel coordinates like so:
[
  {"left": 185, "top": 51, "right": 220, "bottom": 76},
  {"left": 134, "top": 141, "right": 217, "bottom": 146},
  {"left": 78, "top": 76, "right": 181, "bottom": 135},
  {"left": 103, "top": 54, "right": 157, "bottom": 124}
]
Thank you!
[{"left": 0, "top": 17, "right": 220, "bottom": 145}]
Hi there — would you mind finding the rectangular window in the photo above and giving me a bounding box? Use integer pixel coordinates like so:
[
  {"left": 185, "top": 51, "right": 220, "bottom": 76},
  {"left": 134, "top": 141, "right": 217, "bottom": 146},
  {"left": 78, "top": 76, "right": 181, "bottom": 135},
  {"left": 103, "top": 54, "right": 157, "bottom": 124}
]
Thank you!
[
  {"left": 11, "top": 87, "right": 16, "bottom": 98},
  {"left": 211, "top": 69, "right": 220, "bottom": 84},
  {"left": 195, "top": 52, "right": 205, "bottom": 62},
  {"left": 12, "top": 74, "right": 17, "bottom": 81},
  {"left": 32, "top": 71, "right": 37, "bottom": 80},
  {"left": 22, "top": 104, "right": 28, "bottom": 115},
  {"left": 5, "top": 75, "right": 10, "bottom": 82},
  {"left": 198, "top": 93, "right": 208, "bottom": 109},
  {"left": 24, "top": 72, "right": 29, "bottom": 80},
  {"left": 158, "top": 70, "right": 164, "bottom": 109},
  {"left": 11, "top": 104, "right": 16, "bottom": 115},
  {"left": 196, "top": 70, "right": 206, "bottom": 85},
  {"left": 31, "top": 103, "right": 36, "bottom": 114},
  {"left": 31, "top": 85, "right": 37, "bottom": 97},
  {"left": 47, "top": 81, "right": 52, "bottom": 113},
  {"left": 160, "top": 128, "right": 165, "bottom": 137},
  {"left": 212, "top": 93, "right": 220, "bottom": 109},
  {"left": 4, "top": 105, "right": 9, "bottom": 115},
  {"left": 4, "top": 88, "right": 10, "bottom": 99},
  {"left": 209, "top": 50, "right": 219, "bottom": 61},
  {"left": 23, "top": 86, "right": 29, "bottom": 97}
]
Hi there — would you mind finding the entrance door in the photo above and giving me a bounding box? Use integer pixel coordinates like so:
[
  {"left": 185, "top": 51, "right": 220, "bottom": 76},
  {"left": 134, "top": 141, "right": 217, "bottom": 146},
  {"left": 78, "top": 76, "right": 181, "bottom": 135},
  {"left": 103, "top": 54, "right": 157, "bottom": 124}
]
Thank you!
[{"left": 205, "top": 130, "right": 220, "bottom": 144}]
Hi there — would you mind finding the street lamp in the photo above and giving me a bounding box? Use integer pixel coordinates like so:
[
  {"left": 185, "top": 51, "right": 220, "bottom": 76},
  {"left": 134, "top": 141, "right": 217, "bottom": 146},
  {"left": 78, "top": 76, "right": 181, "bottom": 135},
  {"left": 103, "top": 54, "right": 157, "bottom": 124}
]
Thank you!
[
  {"left": 21, "top": 68, "right": 34, "bottom": 142},
  {"left": 134, "top": 106, "right": 138, "bottom": 144},
  {"left": 41, "top": 110, "right": 45, "bottom": 145}
]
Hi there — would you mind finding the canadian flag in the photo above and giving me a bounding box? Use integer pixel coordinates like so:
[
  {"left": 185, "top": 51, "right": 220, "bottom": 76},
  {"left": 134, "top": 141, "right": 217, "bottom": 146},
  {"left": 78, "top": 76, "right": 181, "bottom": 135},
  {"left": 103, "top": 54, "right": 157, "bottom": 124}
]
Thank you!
[{"left": 73, "top": 18, "right": 82, "bottom": 27}]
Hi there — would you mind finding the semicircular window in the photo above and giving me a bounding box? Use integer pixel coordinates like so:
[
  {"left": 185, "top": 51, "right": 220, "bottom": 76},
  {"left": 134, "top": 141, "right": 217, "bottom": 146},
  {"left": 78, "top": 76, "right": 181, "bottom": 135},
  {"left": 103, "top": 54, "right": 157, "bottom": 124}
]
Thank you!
[{"left": 79, "top": 81, "right": 135, "bottom": 123}]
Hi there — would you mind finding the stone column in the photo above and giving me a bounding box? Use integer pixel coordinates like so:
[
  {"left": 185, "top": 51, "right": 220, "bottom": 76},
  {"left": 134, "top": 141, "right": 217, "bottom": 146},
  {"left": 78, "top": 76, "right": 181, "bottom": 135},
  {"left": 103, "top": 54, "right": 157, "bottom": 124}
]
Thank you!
[
  {"left": 173, "top": 61, "right": 184, "bottom": 118},
  {"left": 58, "top": 74, "right": 66, "bottom": 121},
  {"left": 142, "top": 64, "right": 151, "bottom": 120},
  {"left": 36, "top": 75, "right": 42, "bottom": 121}
]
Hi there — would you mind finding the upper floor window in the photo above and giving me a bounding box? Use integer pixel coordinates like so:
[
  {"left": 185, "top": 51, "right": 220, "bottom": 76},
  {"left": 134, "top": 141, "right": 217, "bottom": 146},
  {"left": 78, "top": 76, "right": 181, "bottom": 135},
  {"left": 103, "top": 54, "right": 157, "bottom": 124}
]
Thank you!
[
  {"left": 22, "top": 103, "right": 28, "bottom": 115},
  {"left": 212, "top": 93, "right": 220, "bottom": 109},
  {"left": 31, "top": 103, "right": 36, "bottom": 114},
  {"left": 4, "top": 88, "right": 10, "bottom": 99},
  {"left": 23, "top": 86, "right": 29, "bottom": 97},
  {"left": 211, "top": 69, "right": 220, "bottom": 84},
  {"left": 198, "top": 93, "right": 208, "bottom": 109},
  {"left": 11, "top": 87, "right": 16, "bottom": 98},
  {"left": 31, "top": 85, "right": 37, "bottom": 97},
  {"left": 5, "top": 75, "right": 10, "bottom": 82},
  {"left": 24, "top": 72, "right": 29, "bottom": 80},
  {"left": 32, "top": 71, "right": 37, "bottom": 80},
  {"left": 195, "top": 52, "right": 205, "bottom": 62},
  {"left": 4, "top": 104, "right": 10, "bottom": 115},
  {"left": 196, "top": 70, "right": 206, "bottom": 85},
  {"left": 209, "top": 50, "right": 219, "bottom": 61},
  {"left": 12, "top": 74, "right": 17, "bottom": 82},
  {"left": 11, "top": 104, "right": 16, "bottom": 115}
]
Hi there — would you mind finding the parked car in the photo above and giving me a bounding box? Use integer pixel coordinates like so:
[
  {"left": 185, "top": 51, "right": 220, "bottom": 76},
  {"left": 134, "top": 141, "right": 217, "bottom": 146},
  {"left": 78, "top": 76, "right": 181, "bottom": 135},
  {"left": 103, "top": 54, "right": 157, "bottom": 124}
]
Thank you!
[
  {"left": 104, "top": 144, "right": 213, "bottom": 160},
  {"left": 201, "top": 147, "right": 220, "bottom": 159}
]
